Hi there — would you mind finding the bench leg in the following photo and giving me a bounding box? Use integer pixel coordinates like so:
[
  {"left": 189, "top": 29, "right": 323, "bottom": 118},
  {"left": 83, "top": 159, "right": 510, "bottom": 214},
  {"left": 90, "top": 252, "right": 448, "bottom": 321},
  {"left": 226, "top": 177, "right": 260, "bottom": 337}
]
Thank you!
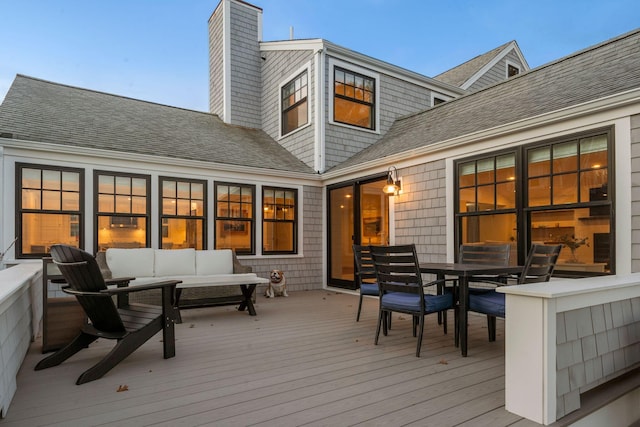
[{"left": 238, "top": 284, "right": 257, "bottom": 316}]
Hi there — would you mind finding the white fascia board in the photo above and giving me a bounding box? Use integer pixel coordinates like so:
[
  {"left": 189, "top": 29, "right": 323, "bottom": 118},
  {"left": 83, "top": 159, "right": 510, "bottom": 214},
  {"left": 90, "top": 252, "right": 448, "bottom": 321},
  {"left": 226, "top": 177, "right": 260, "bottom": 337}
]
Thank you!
[
  {"left": 320, "top": 88, "right": 640, "bottom": 182},
  {"left": 314, "top": 48, "right": 326, "bottom": 172},
  {"left": 511, "top": 40, "right": 530, "bottom": 71},
  {"left": 461, "top": 41, "right": 519, "bottom": 90},
  {"left": 260, "top": 39, "right": 324, "bottom": 52},
  {"left": 0, "top": 139, "right": 323, "bottom": 186}
]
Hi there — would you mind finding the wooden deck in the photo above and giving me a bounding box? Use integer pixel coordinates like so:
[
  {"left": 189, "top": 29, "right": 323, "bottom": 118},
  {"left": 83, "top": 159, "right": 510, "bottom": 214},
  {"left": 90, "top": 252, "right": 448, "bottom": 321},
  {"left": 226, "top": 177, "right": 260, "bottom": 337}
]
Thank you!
[{"left": 2, "top": 290, "right": 541, "bottom": 426}]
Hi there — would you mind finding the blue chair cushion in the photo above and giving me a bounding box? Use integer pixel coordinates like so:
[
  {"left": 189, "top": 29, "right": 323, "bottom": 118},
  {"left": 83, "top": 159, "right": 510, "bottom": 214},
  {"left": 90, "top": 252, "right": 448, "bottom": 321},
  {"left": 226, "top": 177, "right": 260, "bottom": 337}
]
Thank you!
[
  {"left": 469, "top": 290, "right": 505, "bottom": 318},
  {"left": 381, "top": 292, "right": 453, "bottom": 314},
  {"left": 360, "top": 283, "right": 379, "bottom": 296}
]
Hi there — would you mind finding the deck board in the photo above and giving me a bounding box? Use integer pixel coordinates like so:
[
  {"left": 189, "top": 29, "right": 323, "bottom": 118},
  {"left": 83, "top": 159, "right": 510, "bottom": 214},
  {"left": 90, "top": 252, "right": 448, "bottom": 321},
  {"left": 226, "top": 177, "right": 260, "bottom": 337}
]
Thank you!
[{"left": 1, "top": 290, "right": 541, "bottom": 426}]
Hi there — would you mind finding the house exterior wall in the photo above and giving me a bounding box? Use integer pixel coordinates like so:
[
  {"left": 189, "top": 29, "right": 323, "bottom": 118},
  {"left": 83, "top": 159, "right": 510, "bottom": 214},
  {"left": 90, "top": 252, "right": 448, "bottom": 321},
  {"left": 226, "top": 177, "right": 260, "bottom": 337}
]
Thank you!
[
  {"left": 245, "top": 185, "right": 324, "bottom": 291},
  {"left": 208, "top": 4, "right": 224, "bottom": 117},
  {"left": 323, "top": 57, "right": 433, "bottom": 170},
  {"left": 393, "top": 161, "right": 448, "bottom": 262},
  {"left": 261, "top": 49, "right": 316, "bottom": 169},
  {"left": 467, "top": 49, "right": 525, "bottom": 92},
  {"left": 0, "top": 147, "right": 324, "bottom": 293}
]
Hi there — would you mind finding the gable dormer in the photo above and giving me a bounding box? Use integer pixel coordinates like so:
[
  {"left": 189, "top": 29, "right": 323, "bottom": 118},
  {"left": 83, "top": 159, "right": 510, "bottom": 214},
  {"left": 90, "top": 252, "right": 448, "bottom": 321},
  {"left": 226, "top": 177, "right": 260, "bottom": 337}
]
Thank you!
[{"left": 434, "top": 41, "right": 529, "bottom": 92}]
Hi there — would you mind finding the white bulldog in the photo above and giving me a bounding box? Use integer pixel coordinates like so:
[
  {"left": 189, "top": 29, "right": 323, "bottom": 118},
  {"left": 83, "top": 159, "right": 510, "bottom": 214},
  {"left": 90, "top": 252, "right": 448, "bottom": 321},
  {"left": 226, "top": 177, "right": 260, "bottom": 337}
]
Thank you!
[{"left": 264, "top": 269, "right": 288, "bottom": 298}]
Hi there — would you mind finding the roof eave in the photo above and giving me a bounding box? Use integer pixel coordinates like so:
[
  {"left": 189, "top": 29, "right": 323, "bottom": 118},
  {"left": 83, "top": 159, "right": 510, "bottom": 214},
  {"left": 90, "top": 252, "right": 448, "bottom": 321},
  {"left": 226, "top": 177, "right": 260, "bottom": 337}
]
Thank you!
[{"left": 0, "top": 138, "right": 322, "bottom": 183}]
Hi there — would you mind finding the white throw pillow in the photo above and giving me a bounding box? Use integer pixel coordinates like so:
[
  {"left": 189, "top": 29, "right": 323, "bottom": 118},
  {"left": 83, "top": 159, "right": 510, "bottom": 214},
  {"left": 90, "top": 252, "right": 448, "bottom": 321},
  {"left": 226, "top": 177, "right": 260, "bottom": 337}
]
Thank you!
[
  {"left": 154, "top": 249, "right": 196, "bottom": 277},
  {"left": 196, "top": 250, "right": 234, "bottom": 275},
  {"left": 106, "top": 248, "right": 155, "bottom": 278}
]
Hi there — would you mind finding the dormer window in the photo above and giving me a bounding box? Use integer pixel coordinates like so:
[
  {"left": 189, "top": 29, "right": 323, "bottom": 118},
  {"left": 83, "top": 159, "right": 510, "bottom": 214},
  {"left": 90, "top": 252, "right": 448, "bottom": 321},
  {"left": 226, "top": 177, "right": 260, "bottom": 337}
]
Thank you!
[
  {"left": 333, "top": 67, "right": 376, "bottom": 130},
  {"left": 281, "top": 70, "right": 309, "bottom": 136}
]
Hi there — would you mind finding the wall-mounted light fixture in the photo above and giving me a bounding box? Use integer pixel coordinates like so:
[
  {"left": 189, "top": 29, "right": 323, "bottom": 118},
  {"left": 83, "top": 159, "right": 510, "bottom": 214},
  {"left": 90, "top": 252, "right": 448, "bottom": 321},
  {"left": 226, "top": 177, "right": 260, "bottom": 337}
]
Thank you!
[{"left": 382, "top": 166, "right": 402, "bottom": 196}]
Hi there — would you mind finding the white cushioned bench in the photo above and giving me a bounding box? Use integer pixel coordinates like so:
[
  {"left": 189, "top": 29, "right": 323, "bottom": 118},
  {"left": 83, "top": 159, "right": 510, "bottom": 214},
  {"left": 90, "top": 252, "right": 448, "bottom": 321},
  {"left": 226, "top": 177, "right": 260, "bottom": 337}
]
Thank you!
[{"left": 99, "top": 248, "right": 268, "bottom": 319}]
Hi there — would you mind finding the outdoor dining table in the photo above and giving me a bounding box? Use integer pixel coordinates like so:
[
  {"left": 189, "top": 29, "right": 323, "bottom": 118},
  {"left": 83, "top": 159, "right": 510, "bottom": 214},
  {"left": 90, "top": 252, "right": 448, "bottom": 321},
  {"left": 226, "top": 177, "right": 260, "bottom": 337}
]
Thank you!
[{"left": 419, "top": 262, "right": 524, "bottom": 357}]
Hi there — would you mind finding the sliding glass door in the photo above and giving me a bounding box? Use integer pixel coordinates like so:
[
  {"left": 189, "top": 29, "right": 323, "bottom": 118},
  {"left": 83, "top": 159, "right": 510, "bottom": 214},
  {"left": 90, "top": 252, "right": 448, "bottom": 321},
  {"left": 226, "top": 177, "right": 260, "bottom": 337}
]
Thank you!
[{"left": 328, "top": 177, "right": 389, "bottom": 289}]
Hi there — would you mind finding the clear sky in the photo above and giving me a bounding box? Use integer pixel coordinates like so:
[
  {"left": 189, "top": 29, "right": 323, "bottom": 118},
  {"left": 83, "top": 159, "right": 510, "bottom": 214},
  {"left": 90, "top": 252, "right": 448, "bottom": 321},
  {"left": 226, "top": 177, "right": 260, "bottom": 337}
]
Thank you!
[{"left": 1, "top": 0, "right": 638, "bottom": 112}]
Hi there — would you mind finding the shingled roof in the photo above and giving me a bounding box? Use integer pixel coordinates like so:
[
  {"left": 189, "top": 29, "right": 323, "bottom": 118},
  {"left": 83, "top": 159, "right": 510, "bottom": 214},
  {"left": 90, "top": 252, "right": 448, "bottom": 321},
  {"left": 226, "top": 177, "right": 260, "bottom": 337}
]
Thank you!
[
  {"left": 334, "top": 28, "right": 640, "bottom": 171},
  {"left": 0, "top": 76, "right": 314, "bottom": 174}
]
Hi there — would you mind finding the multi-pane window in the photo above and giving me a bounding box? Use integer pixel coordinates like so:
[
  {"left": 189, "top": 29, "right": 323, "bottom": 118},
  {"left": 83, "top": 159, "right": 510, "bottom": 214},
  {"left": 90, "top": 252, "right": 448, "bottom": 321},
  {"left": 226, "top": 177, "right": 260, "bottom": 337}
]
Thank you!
[
  {"left": 526, "top": 133, "right": 610, "bottom": 272},
  {"left": 95, "top": 171, "right": 150, "bottom": 252},
  {"left": 455, "top": 129, "right": 613, "bottom": 274},
  {"left": 281, "top": 70, "right": 308, "bottom": 136},
  {"left": 334, "top": 67, "right": 375, "bottom": 130},
  {"left": 17, "top": 164, "right": 83, "bottom": 257},
  {"left": 215, "top": 182, "right": 255, "bottom": 254},
  {"left": 457, "top": 154, "right": 518, "bottom": 264},
  {"left": 160, "top": 177, "right": 206, "bottom": 249},
  {"left": 263, "top": 187, "right": 297, "bottom": 254}
]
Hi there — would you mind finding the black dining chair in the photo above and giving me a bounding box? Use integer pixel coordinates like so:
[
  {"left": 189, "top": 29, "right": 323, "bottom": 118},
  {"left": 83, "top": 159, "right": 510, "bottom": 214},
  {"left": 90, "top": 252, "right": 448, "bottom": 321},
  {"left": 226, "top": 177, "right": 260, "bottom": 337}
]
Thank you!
[
  {"left": 441, "top": 243, "right": 512, "bottom": 342},
  {"left": 468, "top": 243, "right": 562, "bottom": 341},
  {"left": 353, "top": 244, "right": 380, "bottom": 322},
  {"left": 370, "top": 244, "right": 454, "bottom": 357}
]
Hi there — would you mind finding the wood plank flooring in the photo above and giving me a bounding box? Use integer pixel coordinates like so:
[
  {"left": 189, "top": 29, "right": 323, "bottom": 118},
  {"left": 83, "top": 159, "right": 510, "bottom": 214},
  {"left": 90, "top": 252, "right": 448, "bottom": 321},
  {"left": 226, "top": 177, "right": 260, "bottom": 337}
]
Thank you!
[{"left": 1, "top": 290, "right": 541, "bottom": 426}]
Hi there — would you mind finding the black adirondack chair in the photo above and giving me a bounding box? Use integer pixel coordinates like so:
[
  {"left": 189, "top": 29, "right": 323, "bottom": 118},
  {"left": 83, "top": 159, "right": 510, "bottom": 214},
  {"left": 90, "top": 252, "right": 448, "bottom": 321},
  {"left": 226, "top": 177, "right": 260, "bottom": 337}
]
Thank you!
[{"left": 35, "top": 244, "right": 181, "bottom": 385}]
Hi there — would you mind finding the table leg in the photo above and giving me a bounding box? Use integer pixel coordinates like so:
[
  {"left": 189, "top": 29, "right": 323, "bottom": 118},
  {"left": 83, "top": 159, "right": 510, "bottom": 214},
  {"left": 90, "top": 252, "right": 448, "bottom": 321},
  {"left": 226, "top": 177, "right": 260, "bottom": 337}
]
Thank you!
[
  {"left": 173, "top": 288, "right": 183, "bottom": 324},
  {"left": 459, "top": 275, "right": 469, "bottom": 357},
  {"left": 238, "top": 284, "right": 257, "bottom": 316}
]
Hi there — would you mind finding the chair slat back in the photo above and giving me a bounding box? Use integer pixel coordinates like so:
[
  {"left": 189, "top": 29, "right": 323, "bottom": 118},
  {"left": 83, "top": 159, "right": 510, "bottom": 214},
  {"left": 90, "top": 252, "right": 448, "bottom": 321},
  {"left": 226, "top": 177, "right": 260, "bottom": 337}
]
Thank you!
[
  {"left": 50, "top": 245, "right": 126, "bottom": 333},
  {"left": 370, "top": 244, "right": 423, "bottom": 295},
  {"left": 519, "top": 243, "right": 562, "bottom": 283},
  {"left": 459, "top": 244, "right": 510, "bottom": 266},
  {"left": 353, "top": 244, "right": 376, "bottom": 285}
]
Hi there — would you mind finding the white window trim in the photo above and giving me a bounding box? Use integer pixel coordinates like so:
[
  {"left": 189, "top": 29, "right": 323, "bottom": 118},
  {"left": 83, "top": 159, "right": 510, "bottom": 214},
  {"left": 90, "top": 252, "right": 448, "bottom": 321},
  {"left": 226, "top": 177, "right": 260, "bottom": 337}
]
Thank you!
[
  {"left": 328, "top": 57, "right": 381, "bottom": 135},
  {"left": 278, "top": 62, "right": 312, "bottom": 139},
  {"left": 506, "top": 60, "right": 521, "bottom": 78}
]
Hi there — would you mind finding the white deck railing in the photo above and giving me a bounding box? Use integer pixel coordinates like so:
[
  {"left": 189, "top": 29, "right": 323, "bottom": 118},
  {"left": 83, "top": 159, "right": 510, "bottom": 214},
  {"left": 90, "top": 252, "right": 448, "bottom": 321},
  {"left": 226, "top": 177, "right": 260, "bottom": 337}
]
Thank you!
[
  {"left": 0, "top": 262, "right": 42, "bottom": 418},
  {"left": 499, "top": 274, "right": 640, "bottom": 425}
]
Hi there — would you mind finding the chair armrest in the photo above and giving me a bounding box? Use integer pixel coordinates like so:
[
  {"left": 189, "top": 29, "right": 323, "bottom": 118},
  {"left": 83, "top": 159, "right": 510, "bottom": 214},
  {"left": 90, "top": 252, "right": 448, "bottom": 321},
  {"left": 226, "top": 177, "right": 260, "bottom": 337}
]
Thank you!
[
  {"left": 424, "top": 278, "right": 458, "bottom": 288},
  {"left": 468, "top": 277, "right": 517, "bottom": 287},
  {"left": 105, "top": 277, "right": 135, "bottom": 286},
  {"left": 61, "top": 280, "right": 180, "bottom": 297},
  {"left": 105, "top": 280, "right": 182, "bottom": 294},
  {"left": 62, "top": 287, "right": 109, "bottom": 297},
  {"left": 232, "top": 250, "right": 252, "bottom": 273}
]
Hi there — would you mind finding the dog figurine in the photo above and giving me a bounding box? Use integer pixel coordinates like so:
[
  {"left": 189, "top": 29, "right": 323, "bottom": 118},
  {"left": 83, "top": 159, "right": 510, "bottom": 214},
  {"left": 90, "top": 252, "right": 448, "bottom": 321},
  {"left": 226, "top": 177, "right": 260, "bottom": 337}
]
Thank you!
[{"left": 265, "top": 270, "right": 288, "bottom": 298}]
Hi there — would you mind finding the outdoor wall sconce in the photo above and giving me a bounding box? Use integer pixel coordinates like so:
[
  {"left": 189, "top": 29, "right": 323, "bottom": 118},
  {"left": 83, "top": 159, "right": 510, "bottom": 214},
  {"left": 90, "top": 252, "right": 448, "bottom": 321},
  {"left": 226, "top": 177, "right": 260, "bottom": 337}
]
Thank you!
[{"left": 383, "top": 166, "right": 402, "bottom": 196}]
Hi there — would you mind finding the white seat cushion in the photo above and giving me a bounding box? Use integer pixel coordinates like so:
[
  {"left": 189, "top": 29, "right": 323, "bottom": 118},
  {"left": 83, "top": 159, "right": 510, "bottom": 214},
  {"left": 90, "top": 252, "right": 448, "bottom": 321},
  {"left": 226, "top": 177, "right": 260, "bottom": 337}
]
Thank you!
[
  {"left": 154, "top": 249, "right": 196, "bottom": 277},
  {"left": 196, "top": 250, "right": 234, "bottom": 275},
  {"left": 106, "top": 248, "right": 155, "bottom": 278}
]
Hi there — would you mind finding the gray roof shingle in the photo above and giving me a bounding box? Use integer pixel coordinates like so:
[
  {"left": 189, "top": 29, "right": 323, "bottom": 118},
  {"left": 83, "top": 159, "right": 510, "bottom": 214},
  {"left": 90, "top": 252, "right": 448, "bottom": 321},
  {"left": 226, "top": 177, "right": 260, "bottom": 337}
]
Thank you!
[
  {"left": 0, "top": 76, "right": 314, "bottom": 174},
  {"left": 334, "top": 28, "right": 640, "bottom": 171}
]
